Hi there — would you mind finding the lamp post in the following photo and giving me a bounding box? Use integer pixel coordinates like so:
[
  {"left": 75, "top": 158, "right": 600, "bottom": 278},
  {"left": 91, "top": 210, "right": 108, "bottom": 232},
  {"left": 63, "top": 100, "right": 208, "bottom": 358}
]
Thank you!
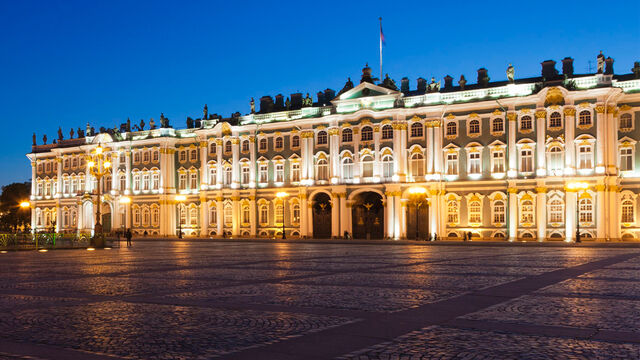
[
  {"left": 567, "top": 181, "right": 589, "bottom": 243},
  {"left": 175, "top": 195, "right": 186, "bottom": 239},
  {"left": 276, "top": 192, "right": 289, "bottom": 239},
  {"left": 408, "top": 187, "right": 428, "bottom": 240},
  {"left": 18, "top": 201, "right": 30, "bottom": 234},
  {"left": 87, "top": 144, "right": 111, "bottom": 248}
]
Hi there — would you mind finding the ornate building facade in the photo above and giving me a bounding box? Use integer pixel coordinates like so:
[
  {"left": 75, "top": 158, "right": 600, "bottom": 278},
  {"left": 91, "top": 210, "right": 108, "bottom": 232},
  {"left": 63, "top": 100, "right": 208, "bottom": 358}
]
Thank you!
[{"left": 27, "top": 58, "right": 640, "bottom": 241}]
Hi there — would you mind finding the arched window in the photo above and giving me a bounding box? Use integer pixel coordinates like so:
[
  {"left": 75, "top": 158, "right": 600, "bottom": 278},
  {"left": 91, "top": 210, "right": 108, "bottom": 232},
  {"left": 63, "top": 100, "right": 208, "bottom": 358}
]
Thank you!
[
  {"left": 520, "top": 115, "right": 532, "bottom": 131},
  {"left": 547, "top": 146, "right": 564, "bottom": 174},
  {"left": 259, "top": 138, "right": 267, "bottom": 151},
  {"left": 410, "top": 153, "right": 424, "bottom": 178},
  {"left": 493, "top": 200, "right": 505, "bottom": 224},
  {"left": 620, "top": 113, "right": 633, "bottom": 130},
  {"left": 152, "top": 150, "right": 159, "bottom": 162},
  {"left": 241, "top": 140, "right": 250, "bottom": 152},
  {"left": 342, "top": 157, "right": 353, "bottom": 180},
  {"left": 410, "top": 122, "right": 423, "bottom": 137},
  {"left": 143, "top": 151, "right": 150, "bottom": 162},
  {"left": 241, "top": 205, "right": 250, "bottom": 224},
  {"left": 361, "top": 155, "right": 374, "bottom": 178},
  {"left": 469, "top": 119, "right": 480, "bottom": 135},
  {"left": 381, "top": 125, "right": 393, "bottom": 139},
  {"left": 549, "top": 199, "right": 564, "bottom": 223},
  {"left": 209, "top": 205, "right": 217, "bottom": 225},
  {"left": 622, "top": 199, "right": 634, "bottom": 223},
  {"left": 468, "top": 200, "right": 481, "bottom": 224},
  {"left": 134, "top": 207, "right": 142, "bottom": 226},
  {"left": 342, "top": 128, "right": 353, "bottom": 143},
  {"left": 291, "top": 135, "right": 300, "bottom": 148},
  {"left": 578, "top": 110, "right": 592, "bottom": 126},
  {"left": 520, "top": 200, "right": 534, "bottom": 224},
  {"left": 579, "top": 198, "right": 593, "bottom": 223},
  {"left": 292, "top": 204, "right": 301, "bottom": 224},
  {"left": 447, "top": 200, "right": 459, "bottom": 224},
  {"left": 275, "top": 137, "right": 284, "bottom": 149},
  {"left": 224, "top": 167, "right": 232, "bottom": 185},
  {"left": 225, "top": 141, "right": 232, "bottom": 153},
  {"left": 316, "top": 158, "right": 328, "bottom": 180},
  {"left": 275, "top": 204, "right": 284, "bottom": 224},
  {"left": 259, "top": 204, "right": 268, "bottom": 224},
  {"left": 446, "top": 122, "right": 457, "bottom": 136},
  {"left": 492, "top": 118, "right": 504, "bottom": 133},
  {"left": 549, "top": 112, "right": 562, "bottom": 128},
  {"left": 241, "top": 166, "right": 250, "bottom": 184},
  {"left": 361, "top": 126, "right": 373, "bottom": 141},
  {"left": 209, "top": 142, "right": 217, "bottom": 154},
  {"left": 152, "top": 207, "right": 159, "bottom": 226},
  {"left": 382, "top": 154, "right": 394, "bottom": 178},
  {"left": 142, "top": 207, "right": 150, "bottom": 226},
  {"left": 317, "top": 131, "right": 328, "bottom": 145},
  {"left": 189, "top": 207, "right": 198, "bottom": 225},
  {"left": 224, "top": 204, "right": 232, "bottom": 225}
]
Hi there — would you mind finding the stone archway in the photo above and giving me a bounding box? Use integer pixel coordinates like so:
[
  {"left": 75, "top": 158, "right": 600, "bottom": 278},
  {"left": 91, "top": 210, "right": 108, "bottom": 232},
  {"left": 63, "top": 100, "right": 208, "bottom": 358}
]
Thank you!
[
  {"left": 312, "top": 193, "right": 332, "bottom": 239},
  {"left": 101, "top": 202, "right": 112, "bottom": 233},
  {"left": 351, "top": 191, "right": 384, "bottom": 239}
]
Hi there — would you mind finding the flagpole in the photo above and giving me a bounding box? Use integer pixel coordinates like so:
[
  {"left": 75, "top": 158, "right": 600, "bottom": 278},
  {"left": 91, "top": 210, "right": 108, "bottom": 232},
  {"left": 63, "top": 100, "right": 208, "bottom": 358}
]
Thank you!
[{"left": 379, "top": 17, "right": 383, "bottom": 81}]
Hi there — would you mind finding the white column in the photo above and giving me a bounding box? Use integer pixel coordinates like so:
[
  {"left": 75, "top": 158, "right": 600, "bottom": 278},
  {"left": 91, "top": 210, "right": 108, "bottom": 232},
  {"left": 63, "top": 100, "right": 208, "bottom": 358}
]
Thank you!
[
  {"left": 300, "top": 192, "right": 308, "bottom": 237},
  {"left": 306, "top": 133, "right": 315, "bottom": 181},
  {"left": 595, "top": 104, "right": 606, "bottom": 174},
  {"left": 596, "top": 184, "right": 605, "bottom": 239},
  {"left": 535, "top": 109, "right": 546, "bottom": 176},
  {"left": 564, "top": 108, "right": 576, "bottom": 175},
  {"left": 353, "top": 128, "right": 361, "bottom": 180},
  {"left": 508, "top": 188, "right": 518, "bottom": 241},
  {"left": 216, "top": 140, "right": 223, "bottom": 186},
  {"left": 111, "top": 151, "right": 119, "bottom": 192},
  {"left": 394, "top": 193, "right": 402, "bottom": 239},
  {"left": 608, "top": 185, "right": 620, "bottom": 240},
  {"left": 231, "top": 194, "right": 239, "bottom": 236},
  {"left": 200, "top": 195, "right": 208, "bottom": 237},
  {"left": 249, "top": 136, "right": 256, "bottom": 186},
  {"left": 565, "top": 189, "right": 576, "bottom": 242},
  {"left": 433, "top": 122, "right": 443, "bottom": 176},
  {"left": 606, "top": 106, "right": 619, "bottom": 175},
  {"left": 536, "top": 187, "right": 546, "bottom": 241},
  {"left": 373, "top": 127, "right": 381, "bottom": 178},
  {"left": 507, "top": 113, "right": 517, "bottom": 178},
  {"left": 329, "top": 128, "right": 339, "bottom": 182},
  {"left": 231, "top": 138, "right": 240, "bottom": 187},
  {"left": 216, "top": 197, "right": 223, "bottom": 236},
  {"left": 426, "top": 123, "right": 434, "bottom": 176},
  {"left": 385, "top": 192, "right": 394, "bottom": 238},
  {"left": 331, "top": 193, "right": 339, "bottom": 238},
  {"left": 249, "top": 196, "right": 257, "bottom": 236},
  {"left": 339, "top": 194, "right": 348, "bottom": 237},
  {"left": 125, "top": 150, "right": 132, "bottom": 193},
  {"left": 199, "top": 141, "right": 208, "bottom": 187},
  {"left": 300, "top": 133, "right": 308, "bottom": 182},
  {"left": 306, "top": 202, "right": 313, "bottom": 237},
  {"left": 31, "top": 161, "right": 37, "bottom": 196}
]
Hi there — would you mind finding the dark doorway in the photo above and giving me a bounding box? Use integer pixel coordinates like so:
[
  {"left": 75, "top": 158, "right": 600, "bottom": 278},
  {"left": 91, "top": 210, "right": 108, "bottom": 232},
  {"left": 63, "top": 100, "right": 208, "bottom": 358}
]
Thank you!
[
  {"left": 352, "top": 191, "right": 384, "bottom": 239},
  {"left": 312, "top": 193, "right": 332, "bottom": 238},
  {"left": 407, "top": 204, "right": 429, "bottom": 240}
]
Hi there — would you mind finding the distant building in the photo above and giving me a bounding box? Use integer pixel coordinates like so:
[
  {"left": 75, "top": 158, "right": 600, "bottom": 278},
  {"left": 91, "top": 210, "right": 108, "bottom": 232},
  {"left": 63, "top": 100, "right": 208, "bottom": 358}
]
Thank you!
[{"left": 27, "top": 57, "right": 640, "bottom": 241}]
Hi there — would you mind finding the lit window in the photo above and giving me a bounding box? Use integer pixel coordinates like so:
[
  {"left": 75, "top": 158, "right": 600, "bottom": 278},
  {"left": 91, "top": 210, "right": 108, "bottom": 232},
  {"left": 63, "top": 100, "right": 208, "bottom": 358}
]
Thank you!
[
  {"left": 292, "top": 204, "right": 301, "bottom": 223},
  {"left": 446, "top": 153, "right": 458, "bottom": 175},
  {"left": 520, "top": 116, "right": 532, "bottom": 131},
  {"left": 291, "top": 163, "right": 300, "bottom": 182},
  {"left": 468, "top": 120, "right": 480, "bottom": 135},
  {"left": 447, "top": 200, "right": 459, "bottom": 224},
  {"left": 492, "top": 118, "right": 504, "bottom": 133},
  {"left": 190, "top": 207, "right": 198, "bottom": 226},
  {"left": 224, "top": 167, "right": 232, "bottom": 185},
  {"left": 209, "top": 205, "right": 217, "bottom": 225},
  {"left": 143, "top": 151, "right": 150, "bottom": 162},
  {"left": 342, "top": 128, "right": 353, "bottom": 143},
  {"left": 275, "top": 163, "right": 284, "bottom": 182},
  {"left": 259, "top": 164, "right": 268, "bottom": 183},
  {"left": 578, "top": 145, "right": 593, "bottom": 170},
  {"left": 342, "top": 158, "right": 353, "bottom": 180},
  {"left": 382, "top": 155, "right": 394, "bottom": 179},
  {"left": 317, "top": 131, "right": 328, "bottom": 145},
  {"left": 620, "top": 148, "right": 633, "bottom": 171},
  {"left": 259, "top": 205, "right": 268, "bottom": 224},
  {"left": 381, "top": 125, "right": 393, "bottom": 140},
  {"left": 620, "top": 113, "right": 633, "bottom": 130},
  {"left": 178, "top": 151, "right": 185, "bottom": 162},
  {"left": 361, "top": 127, "right": 373, "bottom": 141},
  {"left": 224, "top": 205, "right": 232, "bottom": 225},
  {"left": 520, "top": 149, "right": 533, "bottom": 173},
  {"left": 547, "top": 146, "right": 563, "bottom": 175},
  {"left": 410, "top": 123, "right": 424, "bottom": 137},
  {"left": 410, "top": 153, "right": 424, "bottom": 178},
  {"left": 493, "top": 200, "right": 505, "bottom": 224},
  {"left": 152, "top": 207, "right": 159, "bottom": 226},
  {"left": 152, "top": 173, "right": 159, "bottom": 190},
  {"left": 520, "top": 200, "right": 534, "bottom": 224},
  {"left": 225, "top": 141, "right": 232, "bottom": 153},
  {"left": 549, "top": 199, "right": 564, "bottom": 223},
  {"left": 578, "top": 110, "right": 592, "bottom": 126},
  {"left": 579, "top": 198, "right": 593, "bottom": 223},
  {"left": 178, "top": 174, "right": 186, "bottom": 190},
  {"left": 492, "top": 150, "right": 505, "bottom": 173},
  {"left": 446, "top": 122, "right": 457, "bottom": 136},
  {"left": 189, "top": 172, "right": 197, "bottom": 189},
  {"left": 152, "top": 150, "right": 159, "bottom": 162},
  {"left": 316, "top": 158, "right": 328, "bottom": 180},
  {"left": 622, "top": 199, "right": 634, "bottom": 223},
  {"left": 241, "top": 166, "right": 250, "bottom": 184},
  {"left": 549, "top": 112, "right": 562, "bottom": 128},
  {"left": 242, "top": 205, "right": 250, "bottom": 224},
  {"left": 275, "top": 204, "right": 284, "bottom": 224},
  {"left": 468, "top": 200, "right": 481, "bottom": 224},
  {"left": 469, "top": 152, "right": 481, "bottom": 175}
]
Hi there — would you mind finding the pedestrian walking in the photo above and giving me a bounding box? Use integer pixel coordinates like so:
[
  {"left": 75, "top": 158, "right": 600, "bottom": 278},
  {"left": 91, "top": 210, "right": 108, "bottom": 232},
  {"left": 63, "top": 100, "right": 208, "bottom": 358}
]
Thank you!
[{"left": 126, "top": 228, "right": 132, "bottom": 247}]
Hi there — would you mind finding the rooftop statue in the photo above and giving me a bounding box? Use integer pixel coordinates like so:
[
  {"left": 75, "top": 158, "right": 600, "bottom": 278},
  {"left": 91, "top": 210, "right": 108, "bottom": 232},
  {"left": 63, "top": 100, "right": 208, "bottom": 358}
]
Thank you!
[
  {"left": 428, "top": 77, "right": 440, "bottom": 92},
  {"left": 458, "top": 75, "right": 467, "bottom": 90},
  {"left": 139, "top": 119, "right": 145, "bottom": 131},
  {"left": 42, "top": 134, "right": 47, "bottom": 145},
  {"left": 597, "top": 51, "right": 605, "bottom": 74},
  {"left": 633, "top": 61, "right": 640, "bottom": 79},
  {"left": 285, "top": 97, "right": 291, "bottom": 110},
  {"left": 250, "top": 98, "right": 255, "bottom": 113},
  {"left": 32, "top": 132, "right": 36, "bottom": 146},
  {"left": 86, "top": 122, "right": 91, "bottom": 136},
  {"left": 360, "top": 63, "right": 377, "bottom": 84},
  {"left": 160, "top": 113, "right": 169, "bottom": 128},
  {"left": 338, "top": 77, "right": 354, "bottom": 95},
  {"left": 381, "top": 73, "right": 398, "bottom": 90},
  {"left": 507, "top": 63, "right": 515, "bottom": 83},
  {"left": 203, "top": 104, "right": 208, "bottom": 119},
  {"left": 149, "top": 118, "right": 156, "bottom": 130},
  {"left": 69, "top": 128, "right": 74, "bottom": 139},
  {"left": 186, "top": 117, "right": 193, "bottom": 129},
  {"left": 126, "top": 118, "right": 131, "bottom": 132},
  {"left": 57, "top": 127, "right": 63, "bottom": 141},
  {"left": 303, "top": 93, "right": 312, "bottom": 107},
  {"left": 77, "top": 128, "right": 84, "bottom": 138}
]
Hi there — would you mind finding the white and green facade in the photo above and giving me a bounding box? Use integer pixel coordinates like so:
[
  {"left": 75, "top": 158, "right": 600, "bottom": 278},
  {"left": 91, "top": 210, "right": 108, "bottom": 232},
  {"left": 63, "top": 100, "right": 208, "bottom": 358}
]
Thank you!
[{"left": 27, "top": 63, "right": 640, "bottom": 241}]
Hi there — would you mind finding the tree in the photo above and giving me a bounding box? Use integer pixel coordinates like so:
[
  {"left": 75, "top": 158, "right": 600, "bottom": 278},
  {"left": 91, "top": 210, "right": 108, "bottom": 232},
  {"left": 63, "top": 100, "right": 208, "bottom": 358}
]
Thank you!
[{"left": 0, "top": 182, "right": 31, "bottom": 232}]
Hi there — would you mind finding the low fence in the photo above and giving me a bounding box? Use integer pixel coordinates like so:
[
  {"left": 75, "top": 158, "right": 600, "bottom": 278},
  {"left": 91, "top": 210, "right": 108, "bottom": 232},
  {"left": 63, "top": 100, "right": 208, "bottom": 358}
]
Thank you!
[{"left": 0, "top": 233, "right": 117, "bottom": 250}]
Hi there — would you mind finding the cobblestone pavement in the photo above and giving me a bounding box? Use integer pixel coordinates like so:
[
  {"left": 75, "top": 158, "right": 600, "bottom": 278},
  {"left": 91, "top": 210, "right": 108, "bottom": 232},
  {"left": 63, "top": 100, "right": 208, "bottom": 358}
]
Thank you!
[{"left": 0, "top": 242, "right": 639, "bottom": 359}]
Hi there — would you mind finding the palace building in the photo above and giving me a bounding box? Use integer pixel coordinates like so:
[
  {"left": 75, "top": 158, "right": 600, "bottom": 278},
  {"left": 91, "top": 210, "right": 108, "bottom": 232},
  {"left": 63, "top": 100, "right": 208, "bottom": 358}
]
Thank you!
[{"left": 27, "top": 55, "right": 640, "bottom": 241}]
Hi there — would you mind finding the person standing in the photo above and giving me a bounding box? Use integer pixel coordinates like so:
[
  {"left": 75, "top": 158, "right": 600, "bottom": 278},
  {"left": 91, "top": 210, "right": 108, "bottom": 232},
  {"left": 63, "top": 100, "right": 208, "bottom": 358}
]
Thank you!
[{"left": 126, "top": 228, "right": 132, "bottom": 247}]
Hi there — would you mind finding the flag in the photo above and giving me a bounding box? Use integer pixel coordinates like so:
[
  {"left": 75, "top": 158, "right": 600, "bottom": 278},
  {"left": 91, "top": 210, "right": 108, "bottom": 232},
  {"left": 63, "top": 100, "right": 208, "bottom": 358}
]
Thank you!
[{"left": 379, "top": 18, "right": 386, "bottom": 46}]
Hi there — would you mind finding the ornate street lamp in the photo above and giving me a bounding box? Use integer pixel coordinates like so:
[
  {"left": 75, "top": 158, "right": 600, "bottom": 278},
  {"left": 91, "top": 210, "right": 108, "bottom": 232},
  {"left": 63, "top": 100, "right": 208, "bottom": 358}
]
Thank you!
[
  {"left": 408, "top": 187, "right": 428, "bottom": 240},
  {"left": 175, "top": 195, "right": 186, "bottom": 239},
  {"left": 567, "top": 181, "right": 589, "bottom": 243},
  {"left": 18, "top": 201, "right": 30, "bottom": 234},
  {"left": 87, "top": 144, "right": 111, "bottom": 248},
  {"left": 276, "top": 192, "right": 289, "bottom": 239}
]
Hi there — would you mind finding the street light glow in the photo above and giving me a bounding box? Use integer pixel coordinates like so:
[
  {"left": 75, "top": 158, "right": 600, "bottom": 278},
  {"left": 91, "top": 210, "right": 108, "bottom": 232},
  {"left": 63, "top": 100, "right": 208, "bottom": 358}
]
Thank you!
[
  {"left": 95, "top": 146, "right": 103, "bottom": 154},
  {"left": 408, "top": 187, "right": 427, "bottom": 195},
  {"left": 119, "top": 196, "right": 131, "bottom": 204},
  {"left": 104, "top": 161, "right": 111, "bottom": 168},
  {"left": 567, "top": 181, "right": 589, "bottom": 190},
  {"left": 19, "top": 201, "right": 30, "bottom": 208},
  {"left": 175, "top": 195, "right": 187, "bottom": 202},
  {"left": 276, "top": 191, "right": 289, "bottom": 198},
  {"left": 87, "top": 161, "right": 95, "bottom": 168}
]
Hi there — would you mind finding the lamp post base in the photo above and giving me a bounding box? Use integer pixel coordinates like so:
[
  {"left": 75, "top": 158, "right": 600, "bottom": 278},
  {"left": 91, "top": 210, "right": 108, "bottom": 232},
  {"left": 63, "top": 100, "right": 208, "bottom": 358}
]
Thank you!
[{"left": 93, "top": 223, "right": 105, "bottom": 248}]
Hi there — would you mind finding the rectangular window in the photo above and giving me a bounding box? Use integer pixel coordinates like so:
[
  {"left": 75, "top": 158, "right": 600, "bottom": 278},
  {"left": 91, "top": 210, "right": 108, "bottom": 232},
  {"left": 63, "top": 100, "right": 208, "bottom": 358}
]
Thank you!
[
  {"left": 224, "top": 168, "right": 232, "bottom": 185},
  {"left": 578, "top": 146, "right": 592, "bottom": 169},
  {"left": 190, "top": 172, "right": 197, "bottom": 189},
  {"left": 275, "top": 164, "right": 284, "bottom": 182},
  {"left": 492, "top": 151, "right": 505, "bottom": 173},
  {"left": 621, "top": 148, "right": 633, "bottom": 171},
  {"left": 152, "top": 173, "right": 159, "bottom": 190},
  {"left": 291, "top": 163, "right": 300, "bottom": 182},
  {"left": 142, "top": 174, "right": 150, "bottom": 191},
  {"left": 446, "top": 153, "right": 458, "bottom": 175},
  {"left": 520, "top": 149, "right": 533, "bottom": 173},
  {"left": 242, "top": 167, "right": 250, "bottom": 184},
  {"left": 469, "top": 152, "right": 481, "bottom": 174},
  {"left": 179, "top": 174, "right": 187, "bottom": 190},
  {"left": 259, "top": 164, "right": 268, "bottom": 183},
  {"left": 133, "top": 175, "right": 140, "bottom": 191}
]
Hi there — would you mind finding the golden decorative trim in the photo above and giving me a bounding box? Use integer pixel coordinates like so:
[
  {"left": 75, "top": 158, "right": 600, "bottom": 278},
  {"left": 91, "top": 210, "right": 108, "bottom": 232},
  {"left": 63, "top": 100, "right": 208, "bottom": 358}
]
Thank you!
[
  {"left": 507, "top": 188, "right": 518, "bottom": 194},
  {"left": 595, "top": 105, "right": 606, "bottom": 114},
  {"left": 535, "top": 187, "right": 547, "bottom": 193},
  {"left": 535, "top": 110, "right": 547, "bottom": 119},
  {"left": 563, "top": 107, "right": 576, "bottom": 116},
  {"left": 507, "top": 113, "right": 517, "bottom": 121},
  {"left": 619, "top": 104, "right": 632, "bottom": 111}
]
